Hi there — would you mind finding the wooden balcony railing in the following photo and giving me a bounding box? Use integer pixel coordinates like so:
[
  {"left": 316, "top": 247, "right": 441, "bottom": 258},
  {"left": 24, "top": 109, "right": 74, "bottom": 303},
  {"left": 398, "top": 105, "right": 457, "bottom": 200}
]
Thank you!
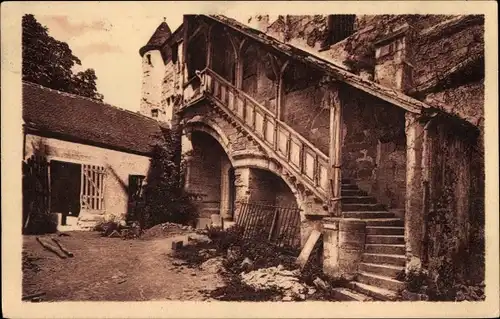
[{"left": 185, "top": 68, "right": 330, "bottom": 201}]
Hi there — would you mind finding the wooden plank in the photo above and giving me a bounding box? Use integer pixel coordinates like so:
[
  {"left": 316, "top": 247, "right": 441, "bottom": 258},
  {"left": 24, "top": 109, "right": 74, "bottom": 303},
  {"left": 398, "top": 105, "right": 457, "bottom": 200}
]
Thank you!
[
  {"left": 99, "top": 170, "right": 103, "bottom": 210},
  {"left": 296, "top": 230, "right": 322, "bottom": 269},
  {"left": 80, "top": 166, "right": 85, "bottom": 209}
]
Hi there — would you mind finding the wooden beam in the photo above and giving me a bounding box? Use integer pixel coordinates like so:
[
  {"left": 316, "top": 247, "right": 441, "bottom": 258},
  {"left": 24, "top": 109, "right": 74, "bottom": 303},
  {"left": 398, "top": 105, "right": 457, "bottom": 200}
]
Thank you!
[
  {"left": 328, "top": 83, "right": 342, "bottom": 217},
  {"left": 186, "top": 25, "right": 205, "bottom": 43},
  {"left": 276, "top": 60, "right": 289, "bottom": 122}
]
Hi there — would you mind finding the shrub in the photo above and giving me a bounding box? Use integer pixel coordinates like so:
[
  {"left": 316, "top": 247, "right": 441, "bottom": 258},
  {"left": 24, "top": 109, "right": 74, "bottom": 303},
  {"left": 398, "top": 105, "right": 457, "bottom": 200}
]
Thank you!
[{"left": 142, "top": 128, "right": 199, "bottom": 228}]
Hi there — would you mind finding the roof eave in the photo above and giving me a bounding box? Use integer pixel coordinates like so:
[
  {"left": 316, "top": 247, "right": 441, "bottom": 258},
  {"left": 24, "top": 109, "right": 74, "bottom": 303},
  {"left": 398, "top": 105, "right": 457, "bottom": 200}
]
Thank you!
[{"left": 203, "top": 15, "right": 425, "bottom": 114}]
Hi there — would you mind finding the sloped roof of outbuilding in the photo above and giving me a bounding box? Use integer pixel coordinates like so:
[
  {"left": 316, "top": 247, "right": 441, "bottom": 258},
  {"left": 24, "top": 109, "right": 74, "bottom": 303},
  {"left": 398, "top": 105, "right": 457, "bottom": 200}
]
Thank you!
[{"left": 22, "top": 81, "right": 166, "bottom": 156}]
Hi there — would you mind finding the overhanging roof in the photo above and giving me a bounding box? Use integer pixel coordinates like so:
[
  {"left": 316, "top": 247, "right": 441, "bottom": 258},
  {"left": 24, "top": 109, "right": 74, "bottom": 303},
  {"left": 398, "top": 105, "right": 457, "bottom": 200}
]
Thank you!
[{"left": 204, "top": 14, "right": 431, "bottom": 114}]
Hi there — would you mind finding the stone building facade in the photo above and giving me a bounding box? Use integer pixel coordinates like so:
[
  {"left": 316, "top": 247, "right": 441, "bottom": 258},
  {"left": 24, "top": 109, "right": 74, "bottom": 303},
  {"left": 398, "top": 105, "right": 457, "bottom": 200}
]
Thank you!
[
  {"left": 139, "top": 14, "right": 484, "bottom": 300},
  {"left": 23, "top": 82, "right": 166, "bottom": 230}
]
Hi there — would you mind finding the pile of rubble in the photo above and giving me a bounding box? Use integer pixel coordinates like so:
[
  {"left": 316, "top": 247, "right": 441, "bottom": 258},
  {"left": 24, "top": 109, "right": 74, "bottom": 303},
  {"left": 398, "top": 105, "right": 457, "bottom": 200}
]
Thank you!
[
  {"left": 240, "top": 265, "right": 316, "bottom": 301},
  {"left": 200, "top": 257, "right": 226, "bottom": 274},
  {"left": 161, "top": 222, "right": 194, "bottom": 231},
  {"left": 142, "top": 222, "right": 195, "bottom": 239}
]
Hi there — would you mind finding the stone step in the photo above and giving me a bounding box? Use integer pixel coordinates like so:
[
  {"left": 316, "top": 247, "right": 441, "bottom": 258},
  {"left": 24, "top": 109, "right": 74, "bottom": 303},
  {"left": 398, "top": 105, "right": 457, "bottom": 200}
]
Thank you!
[
  {"left": 77, "top": 220, "right": 98, "bottom": 227},
  {"left": 343, "top": 203, "right": 386, "bottom": 211},
  {"left": 342, "top": 211, "right": 395, "bottom": 219},
  {"left": 366, "top": 235, "right": 405, "bottom": 245},
  {"left": 363, "top": 218, "right": 404, "bottom": 227},
  {"left": 341, "top": 184, "right": 359, "bottom": 190},
  {"left": 341, "top": 189, "right": 368, "bottom": 197},
  {"left": 341, "top": 196, "right": 377, "bottom": 204},
  {"left": 359, "top": 262, "right": 404, "bottom": 278},
  {"left": 331, "top": 287, "right": 374, "bottom": 301},
  {"left": 366, "top": 226, "right": 405, "bottom": 236},
  {"left": 341, "top": 179, "right": 352, "bottom": 184},
  {"left": 357, "top": 271, "right": 405, "bottom": 292},
  {"left": 349, "top": 281, "right": 399, "bottom": 301},
  {"left": 365, "top": 244, "right": 406, "bottom": 255},
  {"left": 362, "top": 253, "right": 406, "bottom": 266}
]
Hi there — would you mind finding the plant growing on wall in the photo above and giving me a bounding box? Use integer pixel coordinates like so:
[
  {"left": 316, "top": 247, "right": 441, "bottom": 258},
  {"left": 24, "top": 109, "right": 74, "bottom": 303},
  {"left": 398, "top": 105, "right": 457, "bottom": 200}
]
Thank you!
[
  {"left": 142, "top": 128, "right": 198, "bottom": 228},
  {"left": 23, "top": 140, "right": 58, "bottom": 235},
  {"left": 399, "top": 134, "right": 485, "bottom": 301}
]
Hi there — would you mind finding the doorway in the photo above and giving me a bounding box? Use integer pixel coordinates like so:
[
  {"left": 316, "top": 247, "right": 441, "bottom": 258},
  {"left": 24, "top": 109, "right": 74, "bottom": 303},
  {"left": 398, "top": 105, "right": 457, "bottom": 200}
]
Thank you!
[{"left": 50, "top": 160, "right": 81, "bottom": 226}]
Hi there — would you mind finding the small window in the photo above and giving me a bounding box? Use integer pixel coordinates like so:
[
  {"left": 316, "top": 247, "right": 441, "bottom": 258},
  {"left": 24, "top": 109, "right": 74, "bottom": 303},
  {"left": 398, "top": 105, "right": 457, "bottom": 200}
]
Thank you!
[
  {"left": 128, "top": 175, "right": 145, "bottom": 201},
  {"left": 146, "top": 54, "right": 152, "bottom": 66},
  {"left": 321, "top": 15, "right": 356, "bottom": 50},
  {"left": 151, "top": 109, "right": 159, "bottom": 118}
]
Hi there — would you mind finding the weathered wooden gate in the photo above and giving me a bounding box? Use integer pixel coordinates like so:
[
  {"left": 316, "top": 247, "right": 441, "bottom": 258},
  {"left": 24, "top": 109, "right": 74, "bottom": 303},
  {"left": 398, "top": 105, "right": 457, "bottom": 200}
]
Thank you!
[
  {"left": 80, "top": 165, "right": 106, "bottom": 213},
  {"left": 22, "top": 156, "right": 50, "bottom": 232},
  {"left": 236, "top": 202, "right": 302, "bottom": 252}
]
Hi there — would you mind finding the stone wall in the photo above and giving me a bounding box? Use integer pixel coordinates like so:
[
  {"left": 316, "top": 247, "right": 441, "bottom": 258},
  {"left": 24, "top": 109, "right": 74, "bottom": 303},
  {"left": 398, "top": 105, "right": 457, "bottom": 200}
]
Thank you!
[
  {"left": 161, "top": 42, "right": 183, "bottom": 125},
  {"left": 424, "top": 81, "right": 484, "bottom": 128},
  {"left": 282, "top": 64, "right": 330, "bottom": 155},
  {"left": 241, "top": 45, "right": 278, "bottom": 114},
  {"left": 341, "top": 86, "right": 407, "bottom": 210},
  {"left": 422, "top": 117, "right": 482, "bottom": 275},
  {"left": 186, "top": 131, "right": 224, "bottom": 219},
  {"left": 413, "top": 18, "right": 484, "bottom": 89},
  {"left": 329, "top": 15, "right": 484, "bottom": 128},
  {"left": 25, "top": 134, "right": 151, "bottom": 221},
  {"left": 140, "top": 50, "right": 164, "bottom": 118}
]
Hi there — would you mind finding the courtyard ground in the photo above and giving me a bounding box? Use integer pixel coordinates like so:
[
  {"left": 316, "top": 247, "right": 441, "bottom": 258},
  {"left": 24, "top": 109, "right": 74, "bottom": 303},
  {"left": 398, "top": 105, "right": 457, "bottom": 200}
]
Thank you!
[{"left": 22, "top": 230, "right": 224, "bottom": 301}]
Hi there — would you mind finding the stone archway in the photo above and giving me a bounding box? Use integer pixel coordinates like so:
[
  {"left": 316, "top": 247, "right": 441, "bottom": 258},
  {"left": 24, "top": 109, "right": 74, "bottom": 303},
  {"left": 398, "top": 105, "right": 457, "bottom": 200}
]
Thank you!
[
  {"left": 183, "top": 130, "right": 235, "bottom": 228},
  {"left": 182, "top": 104, "right": 307, "bottom": 229}
]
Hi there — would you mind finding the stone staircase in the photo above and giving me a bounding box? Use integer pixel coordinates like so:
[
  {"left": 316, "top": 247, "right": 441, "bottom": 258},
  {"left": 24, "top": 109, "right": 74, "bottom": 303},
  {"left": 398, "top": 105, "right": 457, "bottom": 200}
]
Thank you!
[
  {"left": 186, "top": 69, "right": 406, "bottom": 301},
  {"left": 334, "top": 181, "right": 406, "bottom": 301}
]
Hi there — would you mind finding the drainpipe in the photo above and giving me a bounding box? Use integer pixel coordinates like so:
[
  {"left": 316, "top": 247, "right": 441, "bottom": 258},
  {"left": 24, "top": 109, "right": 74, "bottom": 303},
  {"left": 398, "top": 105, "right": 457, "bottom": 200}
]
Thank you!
[{"left": 420, "top": 114, "right": 437, "bottom": 267}]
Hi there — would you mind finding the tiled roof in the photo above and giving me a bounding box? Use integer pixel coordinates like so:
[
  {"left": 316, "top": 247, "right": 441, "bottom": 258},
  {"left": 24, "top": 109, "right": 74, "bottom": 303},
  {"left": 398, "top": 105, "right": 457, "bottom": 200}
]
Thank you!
[{"left": 22, "top": 81, "right": 164, "bottom": 155}]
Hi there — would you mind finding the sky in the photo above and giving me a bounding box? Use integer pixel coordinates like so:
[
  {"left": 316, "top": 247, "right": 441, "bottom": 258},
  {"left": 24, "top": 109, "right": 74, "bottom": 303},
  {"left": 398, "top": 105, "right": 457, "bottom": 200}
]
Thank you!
[
  {"left": 35, "top": 13, "right": 183, "bottom": 112},
  {"left": 21, "top": 1, "right": 475, "bottom": 112},
  {"left": 27, "top": 2, "right": 269, "bottom": 112}
]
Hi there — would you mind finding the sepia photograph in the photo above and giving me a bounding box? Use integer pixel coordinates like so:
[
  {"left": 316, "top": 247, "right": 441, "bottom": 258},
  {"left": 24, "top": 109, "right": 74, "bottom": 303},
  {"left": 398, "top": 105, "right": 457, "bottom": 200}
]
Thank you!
[{"left": 1, "top": 1, "right": 498, "bottom": 318}]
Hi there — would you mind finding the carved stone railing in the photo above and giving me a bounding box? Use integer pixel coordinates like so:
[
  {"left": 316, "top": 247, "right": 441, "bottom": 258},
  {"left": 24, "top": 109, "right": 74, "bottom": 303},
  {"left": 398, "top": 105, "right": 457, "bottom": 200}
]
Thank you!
[
  {"left": 183, "top": 75, "right": 202, "bottom": 105},
  {"left": 186, "top": 68, "right": 330, "bottom": 203}
]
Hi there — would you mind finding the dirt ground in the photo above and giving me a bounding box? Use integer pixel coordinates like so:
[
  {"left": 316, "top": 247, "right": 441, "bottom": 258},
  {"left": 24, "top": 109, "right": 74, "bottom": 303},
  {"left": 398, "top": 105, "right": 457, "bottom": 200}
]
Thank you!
[{"left": 22, "top": 231, "right": 224, "bottom": 301}]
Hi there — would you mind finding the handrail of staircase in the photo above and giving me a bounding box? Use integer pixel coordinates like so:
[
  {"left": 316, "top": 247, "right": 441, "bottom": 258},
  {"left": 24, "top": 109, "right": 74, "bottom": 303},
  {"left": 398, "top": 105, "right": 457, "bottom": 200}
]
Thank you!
[
  {"left": 203, "top": 68, "right": 329, "bottom": 162},
  {"left": 183, "top": 74, "right": 202, "bottom": 89}
]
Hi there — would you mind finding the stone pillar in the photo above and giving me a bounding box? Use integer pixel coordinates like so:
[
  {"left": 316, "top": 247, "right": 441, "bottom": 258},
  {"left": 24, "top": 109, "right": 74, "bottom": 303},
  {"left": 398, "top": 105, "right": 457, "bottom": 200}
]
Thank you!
[
  {"left": 220, "top": 156, "right": 233, "bottom": 221},
  {"left": 323, "top": 218, "right": 366, "bottom": 279},
  {"left": 373, "top": 24, "right": 414, "bottom": 93},
  {"left": 405, "top": 112, "right": 425, "bottom": 271},
  {"left": 232, "top": 167, "right": 251, "bottom": 222}
]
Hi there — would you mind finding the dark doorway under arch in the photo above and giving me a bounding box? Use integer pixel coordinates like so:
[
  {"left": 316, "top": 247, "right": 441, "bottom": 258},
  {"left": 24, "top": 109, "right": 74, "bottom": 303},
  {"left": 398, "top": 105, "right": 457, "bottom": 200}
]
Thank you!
[{"left": 185, "top": 131, "right": 234, "bottom": 228}]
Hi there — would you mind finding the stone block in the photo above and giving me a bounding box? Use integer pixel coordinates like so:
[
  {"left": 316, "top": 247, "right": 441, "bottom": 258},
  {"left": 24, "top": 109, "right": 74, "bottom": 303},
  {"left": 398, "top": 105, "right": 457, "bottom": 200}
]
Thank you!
[
  {"left": 171, "top": 240, "right": 183, "bottom": 250},
  {"left": 210, "top": 214, "right": 222, "bottom": 227},
  {"left": 322, "top": 222, "right": 340, "bottom": 276},
  {"left": 300, "top": 219, "right": 324, "bottom": 248}
]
